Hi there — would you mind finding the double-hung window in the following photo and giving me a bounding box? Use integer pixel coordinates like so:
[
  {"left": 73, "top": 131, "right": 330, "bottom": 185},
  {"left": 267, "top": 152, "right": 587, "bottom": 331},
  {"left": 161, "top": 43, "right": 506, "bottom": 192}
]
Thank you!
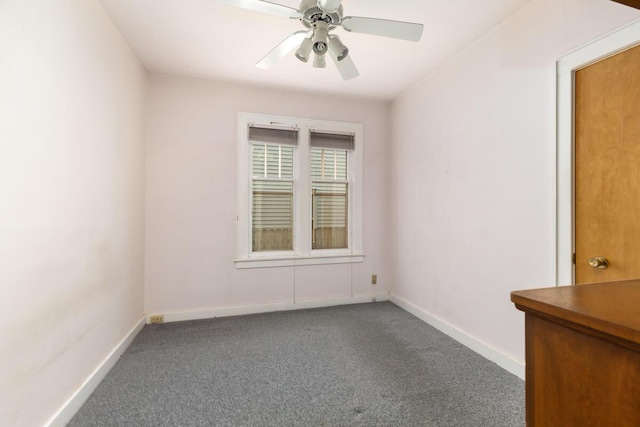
[
  {"left": 236, "top": 113, "right": 364, "bottom": 268},
  {"left": 310, "top": 131, "right": 352, "bottom": 250},
  {"left": 250, "top": 127, "right": 296, "bottom": 252}
]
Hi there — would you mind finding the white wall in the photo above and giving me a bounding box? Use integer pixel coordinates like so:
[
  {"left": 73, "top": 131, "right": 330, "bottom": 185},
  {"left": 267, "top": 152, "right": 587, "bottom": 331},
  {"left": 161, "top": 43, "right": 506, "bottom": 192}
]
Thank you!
[
  {"left": 0, "top": 1, "right": 147, "bottom": 425},
  {"left": 145, "top": 75, "right": 389, "bottom": 315},
  {"left": 390, "top": 0, "right": 639, "bottom": 367}
]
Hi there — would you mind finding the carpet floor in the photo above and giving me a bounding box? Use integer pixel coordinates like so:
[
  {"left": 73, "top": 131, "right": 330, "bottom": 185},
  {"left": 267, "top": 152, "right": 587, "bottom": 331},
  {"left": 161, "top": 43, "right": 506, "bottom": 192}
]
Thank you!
[{"left": 68, "top": 302, "right": 524, "bottom": 426}]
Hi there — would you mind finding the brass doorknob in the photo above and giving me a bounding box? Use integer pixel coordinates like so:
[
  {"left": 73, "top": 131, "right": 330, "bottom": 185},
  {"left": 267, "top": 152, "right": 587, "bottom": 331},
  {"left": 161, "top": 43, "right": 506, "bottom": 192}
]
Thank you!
[{"left": 588, "top": 257, "right": 609, "bottom": 269}]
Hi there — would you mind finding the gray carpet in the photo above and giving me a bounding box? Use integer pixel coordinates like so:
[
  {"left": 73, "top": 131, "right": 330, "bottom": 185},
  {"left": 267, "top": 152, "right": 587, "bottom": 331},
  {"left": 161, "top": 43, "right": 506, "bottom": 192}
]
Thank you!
[{"left": 68, "top": 302, "right": 524, "bottom": 426}]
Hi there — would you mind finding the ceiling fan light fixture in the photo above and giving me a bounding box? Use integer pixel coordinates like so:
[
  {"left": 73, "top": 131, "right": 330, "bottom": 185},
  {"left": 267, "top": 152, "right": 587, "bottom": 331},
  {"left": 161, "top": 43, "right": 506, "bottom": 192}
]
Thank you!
[
  {"left": 313, "top": 41, "right": 327, "bottom": 55},
  {"left": 223, "top": 0, "right": 424, "bottom": 80},
  {"left": 328, "top": 35, "right": 348, "bottom": 61},
  {"left": 312, "top": 21, "right": 329, "bottom": 55},
  {"left": 295, "top": 36, "right": 313, "bottom": 62},
  {"left": 313, "top": 53, "right": 326, "bottom": 68}
]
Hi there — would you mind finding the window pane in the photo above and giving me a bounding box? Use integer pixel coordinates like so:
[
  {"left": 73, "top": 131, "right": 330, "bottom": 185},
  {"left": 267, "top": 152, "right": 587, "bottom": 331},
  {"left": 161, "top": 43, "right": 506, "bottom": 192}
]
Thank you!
[
  {"left": 252, "top": 180, "right": 293, "bottom": 252},
  {"left": 252, "top": 144, "right": 293, "bottom": 179},
  {"left": 312, "top": 182, "right": 348, "bottom": 249},
  {"left": 311, "top": 147, "right": 347, "bottom": 180},
  {"left": 252, "top": 144, "right": 266, "bottom": 178}
]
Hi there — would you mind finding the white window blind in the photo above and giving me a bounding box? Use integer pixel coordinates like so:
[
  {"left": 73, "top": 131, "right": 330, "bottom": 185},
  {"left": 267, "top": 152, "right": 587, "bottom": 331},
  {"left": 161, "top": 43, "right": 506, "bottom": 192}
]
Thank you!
[
  {"left": 252, "top": 144, "right": 294, "bottom": 179},
  {"left": 311, "top": 148, "right": 347, "bottom": 181}
]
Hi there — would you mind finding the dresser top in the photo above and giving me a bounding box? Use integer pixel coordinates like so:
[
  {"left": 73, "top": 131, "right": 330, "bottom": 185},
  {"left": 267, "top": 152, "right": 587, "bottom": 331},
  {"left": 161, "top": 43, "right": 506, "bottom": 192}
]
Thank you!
[{"left": 511, "top": 280, "right": 640, "bottom": 345}]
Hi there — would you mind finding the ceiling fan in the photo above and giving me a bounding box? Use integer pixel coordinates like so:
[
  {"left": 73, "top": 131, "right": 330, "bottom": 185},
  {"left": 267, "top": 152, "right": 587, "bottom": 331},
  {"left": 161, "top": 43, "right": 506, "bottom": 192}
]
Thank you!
[{"left": 217, "top": 0, "right": 424, "bottom": 80}]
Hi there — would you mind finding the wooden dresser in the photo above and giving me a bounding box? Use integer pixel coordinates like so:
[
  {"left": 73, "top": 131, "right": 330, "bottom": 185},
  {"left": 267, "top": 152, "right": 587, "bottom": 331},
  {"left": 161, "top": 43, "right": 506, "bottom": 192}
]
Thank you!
[{"left": 511, "top": 280, "right": 640, "bottom": 426}]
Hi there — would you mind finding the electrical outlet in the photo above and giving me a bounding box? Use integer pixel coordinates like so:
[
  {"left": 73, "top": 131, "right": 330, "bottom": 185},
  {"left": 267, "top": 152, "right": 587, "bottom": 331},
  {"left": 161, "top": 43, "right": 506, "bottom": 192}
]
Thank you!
[
  {"left": 371, "top": 274, "right": 377, "bottom": 285},
  {"left": 149, "top": 315, "right": 164, "bottom": 324}
]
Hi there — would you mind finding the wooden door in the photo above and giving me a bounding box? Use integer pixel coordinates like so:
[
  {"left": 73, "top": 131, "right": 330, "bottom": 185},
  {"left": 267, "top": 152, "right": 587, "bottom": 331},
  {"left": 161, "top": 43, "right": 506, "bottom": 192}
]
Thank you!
[{"left": 575, "top": 44, "right": 640, "bottom": 284}]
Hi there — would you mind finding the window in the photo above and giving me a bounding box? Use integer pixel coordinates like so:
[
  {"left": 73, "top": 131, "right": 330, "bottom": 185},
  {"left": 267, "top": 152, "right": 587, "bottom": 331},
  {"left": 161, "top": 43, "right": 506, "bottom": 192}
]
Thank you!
[
  {"left": 236, "top": 113, "right": 364, "bottom": 268},
  {"left": 310, "top": 132, "right": 352, "bottom": 250},
  {"left": 249, "top": 128, "right": 296, "bottom": 252}
]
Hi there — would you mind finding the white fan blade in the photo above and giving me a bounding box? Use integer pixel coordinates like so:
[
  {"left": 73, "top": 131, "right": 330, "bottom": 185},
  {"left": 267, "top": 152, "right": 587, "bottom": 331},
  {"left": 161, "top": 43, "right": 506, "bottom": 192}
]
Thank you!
[
  {"left": 329, "top": 53, "right": 359, "bottom": 80},
  {"left": 217, "top": 0, "right": 301, "bottom": 19},
  {"left": 256, "top": 31, "right": 309, "bottom": 69},
  {"left": 341, "top": 16, "right": 424, "bottom": 42}
]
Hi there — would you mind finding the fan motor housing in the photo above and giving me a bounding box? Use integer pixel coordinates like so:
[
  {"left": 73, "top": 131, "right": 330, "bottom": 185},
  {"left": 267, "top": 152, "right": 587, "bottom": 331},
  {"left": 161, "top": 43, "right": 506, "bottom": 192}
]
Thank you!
[{"left": 299, "top": 0, "right": 343, "bottom": 28}]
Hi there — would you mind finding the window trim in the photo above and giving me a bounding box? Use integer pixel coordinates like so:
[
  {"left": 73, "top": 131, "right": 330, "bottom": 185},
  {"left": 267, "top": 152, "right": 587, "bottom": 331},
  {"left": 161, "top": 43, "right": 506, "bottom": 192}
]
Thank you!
[{"left": 236, "top": 112, "right": 364, "bottom": 269}]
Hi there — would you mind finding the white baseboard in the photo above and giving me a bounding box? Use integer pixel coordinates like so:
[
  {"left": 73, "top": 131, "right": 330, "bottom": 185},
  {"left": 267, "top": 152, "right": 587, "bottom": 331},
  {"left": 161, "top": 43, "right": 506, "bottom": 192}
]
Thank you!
[
  {"left": 390, "top": 294, "right": 525, "bottom": 380},
  {"left": 147, "top": 293, "right": 390, "bottom": 324},
  {"left": 45, "top": 316, "right": 146, "bottom": 427}
]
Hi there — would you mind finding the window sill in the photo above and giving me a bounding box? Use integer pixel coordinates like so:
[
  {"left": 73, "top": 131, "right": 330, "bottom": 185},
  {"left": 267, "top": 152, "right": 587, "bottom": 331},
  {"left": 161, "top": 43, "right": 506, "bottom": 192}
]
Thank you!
[{"left": 234, "top": 252, "right": 366, "bottom": 269}]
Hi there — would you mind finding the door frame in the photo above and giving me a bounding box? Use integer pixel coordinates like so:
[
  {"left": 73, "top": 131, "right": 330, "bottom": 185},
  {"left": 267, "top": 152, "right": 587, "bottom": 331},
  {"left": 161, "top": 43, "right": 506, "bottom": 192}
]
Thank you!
[{"left": 556, "top": 19, "right": 640, "bottom": 285}]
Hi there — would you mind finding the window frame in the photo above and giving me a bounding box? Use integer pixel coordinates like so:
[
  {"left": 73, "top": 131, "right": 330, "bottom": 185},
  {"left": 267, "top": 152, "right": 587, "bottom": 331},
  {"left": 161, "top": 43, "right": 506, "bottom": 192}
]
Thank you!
[{"left": 236, "top": 112, "right": 364, "bottom": 269}]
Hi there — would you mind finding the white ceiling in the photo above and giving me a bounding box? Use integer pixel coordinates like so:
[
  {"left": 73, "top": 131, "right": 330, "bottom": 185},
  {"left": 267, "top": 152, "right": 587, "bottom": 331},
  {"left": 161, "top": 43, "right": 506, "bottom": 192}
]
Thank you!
[{"left": 99, "top": 0, "right": 531, "bottom": 101}]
